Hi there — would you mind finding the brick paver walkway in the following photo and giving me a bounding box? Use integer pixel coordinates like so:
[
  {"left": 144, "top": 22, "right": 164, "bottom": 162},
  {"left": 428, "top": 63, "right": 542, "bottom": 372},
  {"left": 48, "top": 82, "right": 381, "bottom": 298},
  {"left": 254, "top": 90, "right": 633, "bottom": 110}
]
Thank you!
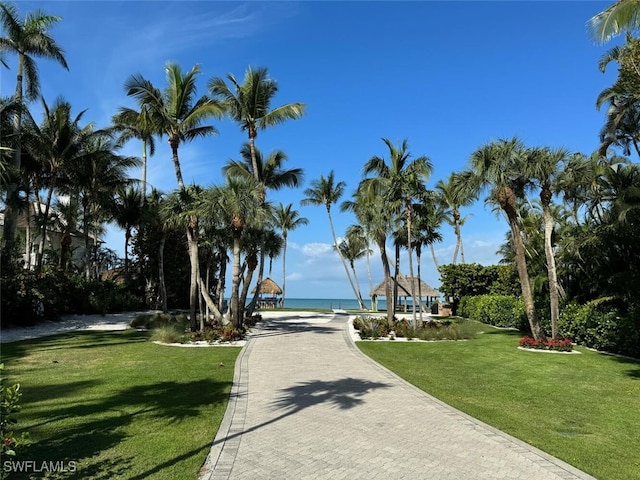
[{"left": 199, "top": 314, "right": 596, "bottom": 480}]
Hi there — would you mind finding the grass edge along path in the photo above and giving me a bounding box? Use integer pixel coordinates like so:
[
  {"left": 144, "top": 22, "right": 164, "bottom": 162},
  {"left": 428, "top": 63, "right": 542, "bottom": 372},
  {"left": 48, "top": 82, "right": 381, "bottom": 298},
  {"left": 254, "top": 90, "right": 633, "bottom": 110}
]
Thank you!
[
  {"left": 0, "top": 329, "right": 241, "bottom": 480},
  {"left": 357, "top": 326, "right": 640, "bottom": 480}
]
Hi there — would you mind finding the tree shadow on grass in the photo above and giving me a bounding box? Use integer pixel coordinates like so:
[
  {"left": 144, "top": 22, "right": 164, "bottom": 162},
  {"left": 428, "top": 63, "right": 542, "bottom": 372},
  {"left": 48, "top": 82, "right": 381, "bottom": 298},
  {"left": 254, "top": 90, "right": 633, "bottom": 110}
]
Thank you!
[
  {"left": 18, "top": 379, "right": 230, "bottom": 479},
  {"left": 609, "top": 354, "right": 640, "bottom": 379}
]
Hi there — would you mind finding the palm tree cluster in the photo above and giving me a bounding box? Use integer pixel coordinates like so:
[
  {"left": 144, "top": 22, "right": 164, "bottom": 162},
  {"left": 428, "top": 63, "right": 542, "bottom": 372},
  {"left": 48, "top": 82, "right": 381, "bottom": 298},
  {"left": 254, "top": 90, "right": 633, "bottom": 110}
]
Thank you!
[{"left": 1, "top": 3, "right": 307, "bottom": 331}]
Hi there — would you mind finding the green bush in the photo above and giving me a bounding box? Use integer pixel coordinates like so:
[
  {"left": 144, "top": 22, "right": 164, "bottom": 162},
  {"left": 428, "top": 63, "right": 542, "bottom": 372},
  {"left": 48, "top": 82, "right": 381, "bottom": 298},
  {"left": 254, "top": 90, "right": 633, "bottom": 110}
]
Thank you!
[
  {"left": 458, "top": 295, "right": 526, "bottom": 329},
  {"left": 150, "top": 325, "right": 185, "bottom": 344},
  {"left": 353, "top": 316, "right": 390, "bottom": 339},
  {"left": 130, "top": 312, "right": 189, "bottom": 330},
  {"left": 0, "top": 364, "right": 29, "bottom": 476},
  {"left": 558, "top": 300, "right": 640, "bottom": 358}
]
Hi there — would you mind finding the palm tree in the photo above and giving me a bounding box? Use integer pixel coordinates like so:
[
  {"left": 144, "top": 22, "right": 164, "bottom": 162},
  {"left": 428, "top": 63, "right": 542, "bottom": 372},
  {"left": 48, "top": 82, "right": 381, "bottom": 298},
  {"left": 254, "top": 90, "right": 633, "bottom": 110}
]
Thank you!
[
  {"left": 125, "top": 62, "right": 223, "bottom": 325},
  {"left": 223, "top": 143, "right": 304, "bottom": 313},
  {"left": 208, "top": 66, "right": 305, "bottom": 181},
  {"left": 465, "top": 137, "right": 544, "bottom": 340},
  {"left": 65, "top": 132, "right": 139, "bottom": 280},
  {"left": 0, "top": 2, "right": 68, "bottom": 260},
  {"left": 345, "top": 224, "right": 374, "bottom": 308},
  {"left": 341, "top": 182, "right": 394, "bottom": 323},
  {"left": 302, "top": 170, "right": 366, "bottom": 309},
  {"left": 272, "top": 202, "right": 308, "bottom": 307},
  {"left": 362, "top": 138, "right": 433, "bottom": 326},
  {"left": 588, "top": 0, "right": 640, "bottom": 44},
  {"left": 22, "top": 96, "right": 93, "bottom": 270},
  {"left": 412, "top": 201, "right": 443, "bottom": 320},
  {"left": 436, "top": 173, "right": 474, "bottom": 265},
  {"left": 205, "top": 177, "right": 266, "bottom": 328},
  {"left": 111, "top": 186, "right": 143, "bottom": 281},
  {"left": 524, "top": 146, "right": 572, "bottom": 340},
  {"left": 111, "top": 105, "right": 157, "bottom": 200}
]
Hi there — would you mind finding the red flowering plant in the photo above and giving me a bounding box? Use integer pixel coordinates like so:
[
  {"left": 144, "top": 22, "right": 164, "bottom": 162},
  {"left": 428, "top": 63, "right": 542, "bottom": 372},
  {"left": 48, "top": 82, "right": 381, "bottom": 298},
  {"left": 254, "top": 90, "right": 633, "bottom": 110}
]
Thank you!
[{"left": 519, "top": 336, "right": 573, "bottom": 352}]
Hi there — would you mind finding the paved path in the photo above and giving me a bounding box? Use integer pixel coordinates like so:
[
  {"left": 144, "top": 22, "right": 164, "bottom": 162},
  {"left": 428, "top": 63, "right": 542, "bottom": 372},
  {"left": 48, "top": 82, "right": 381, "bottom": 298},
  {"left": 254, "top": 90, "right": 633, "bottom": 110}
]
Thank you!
[{"left": 199, "top": 314, "right": 595, "bottom": 480}]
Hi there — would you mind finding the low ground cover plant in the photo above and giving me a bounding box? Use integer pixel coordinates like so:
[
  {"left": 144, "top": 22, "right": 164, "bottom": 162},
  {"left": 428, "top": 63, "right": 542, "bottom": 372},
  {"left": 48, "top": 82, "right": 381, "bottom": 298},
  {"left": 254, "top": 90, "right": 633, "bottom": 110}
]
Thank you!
[
  {"left": 132, "top": 312, "right": 246, "bottom": 343},
  {"left": 519, "top": 336, "right": 573, "bottom": 352},
  {"left": 353, "top": 316, "right": 480, "bottom": 341}
]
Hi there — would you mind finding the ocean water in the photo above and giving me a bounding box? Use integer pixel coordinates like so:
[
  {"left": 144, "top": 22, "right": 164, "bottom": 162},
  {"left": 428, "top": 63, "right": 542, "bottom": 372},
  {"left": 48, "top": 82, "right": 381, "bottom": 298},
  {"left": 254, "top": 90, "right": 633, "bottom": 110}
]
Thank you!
[{"left": 277, "top": 298, "right": 387, "bottom": 310}]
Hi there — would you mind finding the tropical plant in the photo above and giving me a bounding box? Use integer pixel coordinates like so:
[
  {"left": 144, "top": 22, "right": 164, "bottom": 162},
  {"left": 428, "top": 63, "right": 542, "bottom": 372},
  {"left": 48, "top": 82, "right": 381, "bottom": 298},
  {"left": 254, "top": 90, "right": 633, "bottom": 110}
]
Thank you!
[
  {"left": 124, "top": 62, "right": 223, "bottom": 326},
  {"left": 111, "top": 186, "right": 143, "bottom": 281},
  {"left": 436, "top": 173, "right": 474, "bottom": 265},
  {"left": 464, "top": 137, "right": 544, "bottom": 340},
  {"left": 204, "top": 177, "right": 266, "bottom": 328},
  {"left": 111, "top": 104, "right": 157, "bottom": 199},
  {"left": 362, "top": 138, "right": 433, "bottom": 326},
  {"left": 209, "top": 66, "right": 305, "bottom": 182},
  {"left": 587, "top": 0, "right": 640, "bottom": 44},
  {"left": 271, "top": 202, "right": 308, "bottom": 307},
  {"left": 0, "top": 2, "right": 68, "bottom": 261},
  {"left": 302, "top": 170, "right": 366, "bottom": 309}
]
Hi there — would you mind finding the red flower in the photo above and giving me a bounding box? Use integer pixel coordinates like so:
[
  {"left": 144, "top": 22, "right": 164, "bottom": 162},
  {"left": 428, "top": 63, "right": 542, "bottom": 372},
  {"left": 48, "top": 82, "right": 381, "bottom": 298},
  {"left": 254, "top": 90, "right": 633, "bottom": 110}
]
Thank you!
[{"left": 4, "top": 437, "right": 11, "bottom": 446}]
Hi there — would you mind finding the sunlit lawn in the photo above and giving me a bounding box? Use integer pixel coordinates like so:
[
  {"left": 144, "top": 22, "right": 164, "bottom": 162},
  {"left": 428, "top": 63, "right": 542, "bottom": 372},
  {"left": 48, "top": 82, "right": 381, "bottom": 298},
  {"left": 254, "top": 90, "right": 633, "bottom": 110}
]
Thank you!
[
  {"left": 358, "top": 325, "right": 640, "bottom": 480},
  {"left": 1, "top": 330, "right": 240, "bottom": 480}
]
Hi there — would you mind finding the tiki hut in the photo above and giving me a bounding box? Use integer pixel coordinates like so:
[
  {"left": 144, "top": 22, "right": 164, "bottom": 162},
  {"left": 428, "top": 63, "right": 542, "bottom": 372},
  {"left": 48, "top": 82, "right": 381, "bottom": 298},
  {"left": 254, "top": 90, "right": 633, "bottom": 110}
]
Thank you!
[
  {"left": 370, "top": 274, "right": 440, "bottom": 313},
  {"left": 252, "top": 277, "right": 283, "bottom": 309}
]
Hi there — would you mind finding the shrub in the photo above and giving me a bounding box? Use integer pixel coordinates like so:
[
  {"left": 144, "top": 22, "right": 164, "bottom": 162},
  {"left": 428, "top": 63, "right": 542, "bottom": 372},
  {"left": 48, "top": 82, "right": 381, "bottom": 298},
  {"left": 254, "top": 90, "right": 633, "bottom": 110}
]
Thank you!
[
  {"left": 353, "top": 316, "right": 390, "bottom": 339},
  {"left": 559, "top": 300, "right": 640, "bottom": 358},
  {"left": 0, "top": 364, "right": 29, "bottom": 477},
  {"left": 519, "top": 336, "right": 573, "bottom": 352},
  {"left": 130, "top": 312, "right": 189, "bottom": 330},
  {"left": 458, "top": 295, "right": 526, "bottom": 329},
  {"left": 151, "top": 325, "right": 185, "bottom": 344}
]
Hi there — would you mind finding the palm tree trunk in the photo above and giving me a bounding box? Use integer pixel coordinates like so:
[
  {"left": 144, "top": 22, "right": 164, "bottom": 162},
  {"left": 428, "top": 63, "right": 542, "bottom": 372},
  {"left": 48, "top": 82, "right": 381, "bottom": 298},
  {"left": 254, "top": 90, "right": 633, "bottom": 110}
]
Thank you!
[
  {"left": 377, "top": 236, "right": 394, "bottom": 327},
  {"left": 503, "top": 198, "right": 543, "bottom": 340},
  {"left": 326, "top": 207, "right": 365, "bottom": 309},
  {"left": 416, "top": 245, "right": 424, "bottom": 323},
  {"left": 25, "top": 196, "right": 32, "bottom": 269},
  {"left": 230, "top": 233, "right": 242, "bottom": 329},
  {"left": 366, "top": 248, "right": 374, "bottom": 310},
  {"left": 430, "top": 243, "right": 440, "bottom": 272},
  {"left": 37, "top": 186, "right": 56, "bottom": 271},
  {"left": 171, "top": 144, "right": 185, "bottom": 190},
  {"left": 394, "top": 242, "right": 400, "bottom": 312},
  {"left": 124, "top": 227, "right": 131, "bottom": 281},
  {"left": 141, "top": 141, "right": 148, "bottom": 202},
  {"left": 406, "top": 205, "right": 418, "bottom": 328},
  {"left": 282, "top": 233, "right": 288, "bottom": 307},
  {"left": 186, "top": 223, "right": 199, "bottom": 332},
  {"left": 216, "top": 251, "right": 227, "bottom": 314},
  {"left": 158, "top": 235, "right": 168, "bottom": 312},
  {"left": 541, "top": 191, "right": 560, "bottom": 340},
  {"left": 2, "top": 53, "right": 25, "bottom": 261}
]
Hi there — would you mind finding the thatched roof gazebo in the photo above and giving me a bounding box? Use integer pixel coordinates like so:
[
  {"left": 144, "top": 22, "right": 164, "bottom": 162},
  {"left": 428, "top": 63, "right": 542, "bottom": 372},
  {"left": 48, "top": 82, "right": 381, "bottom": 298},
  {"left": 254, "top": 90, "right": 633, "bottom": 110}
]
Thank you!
[
  {"left": 370, "top": 274, "right": 440, "bottom": 313},
  {"left": 252, "top": 277, "right": 283, "bottom": 309}
]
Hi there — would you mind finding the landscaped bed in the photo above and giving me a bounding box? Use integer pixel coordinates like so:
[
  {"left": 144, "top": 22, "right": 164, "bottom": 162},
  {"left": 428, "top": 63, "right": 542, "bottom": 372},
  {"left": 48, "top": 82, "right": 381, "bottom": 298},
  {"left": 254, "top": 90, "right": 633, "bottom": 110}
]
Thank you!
[
  {"left": 357, "top": 325, "right": 640, "bottom": 480},
  {"left": 1, "top": 330, "right": 240, "bottom": 480}
]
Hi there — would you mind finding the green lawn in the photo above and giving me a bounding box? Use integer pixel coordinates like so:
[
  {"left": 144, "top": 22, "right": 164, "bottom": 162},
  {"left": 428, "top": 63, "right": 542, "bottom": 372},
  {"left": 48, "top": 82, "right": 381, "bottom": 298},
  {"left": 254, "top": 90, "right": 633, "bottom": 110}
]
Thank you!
[
  {"left": 358, "top": 325, "right": 640, "bottom": 480},
  {"left": 1, "top": 330, "right": 240, "bottom": 480}
]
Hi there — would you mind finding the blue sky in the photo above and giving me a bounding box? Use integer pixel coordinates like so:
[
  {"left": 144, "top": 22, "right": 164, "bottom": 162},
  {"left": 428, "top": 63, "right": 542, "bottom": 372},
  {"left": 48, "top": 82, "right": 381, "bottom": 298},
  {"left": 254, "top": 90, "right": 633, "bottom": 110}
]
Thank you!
[{"left": 2, "top": 1, "right": 621, "bottom": 299}]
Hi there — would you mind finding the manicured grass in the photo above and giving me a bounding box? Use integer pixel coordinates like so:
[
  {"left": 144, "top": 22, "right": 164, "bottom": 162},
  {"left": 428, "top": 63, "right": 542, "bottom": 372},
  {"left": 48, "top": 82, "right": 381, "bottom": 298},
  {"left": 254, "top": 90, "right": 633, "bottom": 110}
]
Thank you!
[
  {"left": 1, "top": 330, "right": 240, "bottom": 479},
  {"left": 357, "top": 326, "right": 640, "bottom": 480}
]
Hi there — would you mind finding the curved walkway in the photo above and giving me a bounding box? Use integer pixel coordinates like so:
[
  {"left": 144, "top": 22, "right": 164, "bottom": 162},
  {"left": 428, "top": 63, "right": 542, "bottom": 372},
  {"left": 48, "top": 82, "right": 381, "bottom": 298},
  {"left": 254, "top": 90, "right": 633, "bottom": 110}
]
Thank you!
[{"left": 199, "top": 314, "right": 595, "bottom": 480}]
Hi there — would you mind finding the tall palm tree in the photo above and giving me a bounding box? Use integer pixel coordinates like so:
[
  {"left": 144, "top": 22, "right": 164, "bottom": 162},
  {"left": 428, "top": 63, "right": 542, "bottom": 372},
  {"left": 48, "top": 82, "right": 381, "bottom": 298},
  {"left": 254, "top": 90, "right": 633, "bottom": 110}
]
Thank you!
[
  {"left": 412, "top": 201, "right": 443, "bottom": 321},
  {"left": 205, "top": 177, "right": 266, "bottom": 328},
  {"left": 208, "top": 66, "right": 305, "bottom": 181},
  {"left": 524, "top": 146, "right": 572, "bottom": 340},
  {"left": 362, "top": 138, "right": 433, "bottom": 326},
  {"left": 65, "top": 132, "right": 139, "bottom": 280},
  {"left": 341, "top": 182, "right": 394, "bottom": 323},
  {"left": 224, "top": 143, "right": 304, "bottom": 313},
  {"left": 111, "top": 105, "right": 157, "bottom": 200},
  {"left": 125, "top": 62, "right": 223, "bottom": 325},
  {"left": 0, "top": 2, "right": 68, "bottom": 260},
  {"left": 272, "top": 202, "right": 308, "bottom": 307},
  {"left": 588, "top": 0, "right": 640, "bottom": 44},
  {"left": 111, "top": 186, "right": 143, "bottom": 281},
  {"left": 302, "top": 170, "right": 366, "bottom": 309},
  {"left": 436, "top": 172, "right": 475, "bottom": 265},
  {"left": 465, "top": 137, "right": 544, "bottom": 340},
  {"left": 22, "top": 96, "right": 93, "bottom": 270},
  {"left": 345, "top": 224, "right": 374, "bottom": 308}
]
